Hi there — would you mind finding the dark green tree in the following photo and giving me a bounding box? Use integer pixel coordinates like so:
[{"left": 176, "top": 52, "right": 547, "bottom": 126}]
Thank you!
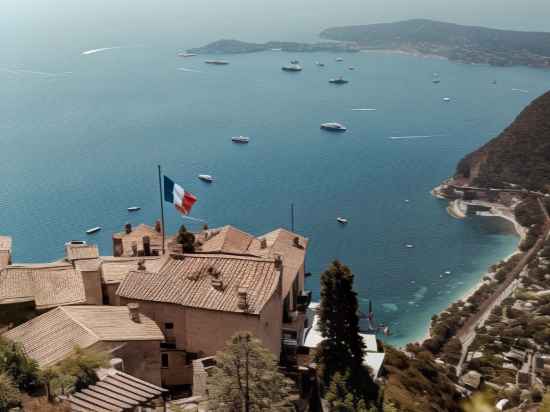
[
  {"left": 55, "top": 346, "right": 109, "bottom": 392},
  {"left": 314, "top": 260, "right": 378, "bottom": 406},
  {"left": 0, "top": 338, "right": 40, "bottom": 391},
  {"left": 0, "top": 373, "right": 20, "bottom": 410},
  {"left": 325, "top": 371, "right": 369, "bottom": 412},
  {"left": 176, "top": 225, "right": 196, "bottom": 253}
]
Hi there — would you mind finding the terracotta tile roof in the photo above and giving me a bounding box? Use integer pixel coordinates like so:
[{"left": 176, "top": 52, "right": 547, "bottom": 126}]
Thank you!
[
  {"left": 117, "top": 254, "right": 280, "bottom": 315},
  {"left": 74, "top": 258, "right": 102, "bottom": 272},
  {"left": 68, "top": 368, "right": 166, "bottom": 411},
  {"left": 3, "top": 306, "right": 164, "bottom": 368},
  {"left": 113, "top": 224, "right": 163, "bottom": 257},
  {"left": 65, "top": 244, "right": 100, "bottom": 261},
  {"left": 249, "top": 228, "right": 308, "bottom": 297},
  {"left": 0, "top": 265, "right": 87, "bottom": 309},
  {"left": 100, "top": 257, "right": 163, "bottom": 284},
  {"left": 198, "top": 225, "right": 256, "bottom": 255}
]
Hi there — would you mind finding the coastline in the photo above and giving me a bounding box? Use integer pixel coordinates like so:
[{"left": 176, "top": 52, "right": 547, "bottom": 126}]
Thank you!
[{"left": 416, "top": 191, "right": 525, "bottom": 344}]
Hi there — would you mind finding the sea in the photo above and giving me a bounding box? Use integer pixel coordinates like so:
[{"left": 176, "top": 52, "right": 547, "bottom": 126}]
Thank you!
[{"left": 2, "top": 35, "right": 550, "bottom": 347}]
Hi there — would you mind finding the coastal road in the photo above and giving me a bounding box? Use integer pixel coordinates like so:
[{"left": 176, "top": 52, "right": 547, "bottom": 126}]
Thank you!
[{"left": 454, "top": 198, "right": 550, "bottom": 376}]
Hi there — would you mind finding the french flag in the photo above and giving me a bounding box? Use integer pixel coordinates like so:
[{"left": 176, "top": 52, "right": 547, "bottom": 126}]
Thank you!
[{"left": 163, "top": 175, "right": 197, "bottom": 215}]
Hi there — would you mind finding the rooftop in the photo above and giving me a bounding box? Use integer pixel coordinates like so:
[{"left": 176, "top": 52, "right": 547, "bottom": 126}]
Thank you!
[
  {"left": 113, "top": 224, "right": 163, "bottom": 257},
  {"left": 3, "top": 305, "right": 164, "bottom": 367},
  {"left": 100, "top": 256, "right": 163, "bottom": 284},
  {"left": 0, "top": 265, "right": 86, "bottom": 309},
  {"left": 65, "top": 244, "right": 100, "bottom": 261},
  {"left": 117, "top": 254, "right": 280, "bottom": 315}
]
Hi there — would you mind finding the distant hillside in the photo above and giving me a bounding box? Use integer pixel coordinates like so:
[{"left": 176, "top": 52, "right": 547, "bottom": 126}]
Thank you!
[
  {"left": 456, "top": 91, "right": 550, "bottom": 191},
  {"left": 321, "top": 19, "right": 550, "bottom": 68},
  {"left": 187, "top": 39, "right": 359, "bottom": 55}
]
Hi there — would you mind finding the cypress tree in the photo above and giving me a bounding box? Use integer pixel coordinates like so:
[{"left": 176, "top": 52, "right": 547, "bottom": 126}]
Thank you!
[{"left": 315, "top": 260, "right": 378, "bottom": 405}]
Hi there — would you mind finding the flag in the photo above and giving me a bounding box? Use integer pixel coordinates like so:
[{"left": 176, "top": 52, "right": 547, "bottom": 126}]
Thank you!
[{"left": 163, "top": 175, "right": 197, "bottom": 215}]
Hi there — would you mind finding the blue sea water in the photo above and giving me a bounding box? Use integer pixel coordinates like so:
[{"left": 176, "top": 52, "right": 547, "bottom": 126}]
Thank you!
[{"left": 2, "top": 44, "right": 550, "bottom": 346}]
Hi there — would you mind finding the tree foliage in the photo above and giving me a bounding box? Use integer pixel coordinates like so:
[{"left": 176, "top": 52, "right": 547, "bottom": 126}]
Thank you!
[
  {"left": 176, "top": 225, "right": 196, "bottom": 252},
  {"left": 208, "top": 331, "right": 294, "bottom": 412},
  {"left": 0, "top": 372, "right": 20, "bottom": 410},
  {"left": 50, "top": 346, "right": 109, "bottom": 393},
  {"left": 0, "top": 337, "right": 40, "bottom": 391},
  {"left": 314, "top": 260, "right": 378, "bottom": 406}
]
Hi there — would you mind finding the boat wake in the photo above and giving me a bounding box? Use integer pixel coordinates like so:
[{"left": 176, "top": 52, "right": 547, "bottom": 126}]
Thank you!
[
  {"left": 0, "top": 68, "right": 72, "bottom": 77},
  {"left": 177, "top": 67, "right": 203, "bottom": 73},
  {"left": 352, "top": 108, "right": 377, "bottom": 111},
  {"left": 82, "top": 46, "right": 124, "bottom": 55},
  {"left": 388, "top": 134, "right": 446, "bottom": 140}
]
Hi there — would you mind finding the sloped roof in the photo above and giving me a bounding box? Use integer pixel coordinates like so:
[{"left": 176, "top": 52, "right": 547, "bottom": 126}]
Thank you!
[
  {"left": 250, "top": 228, "right": 308, "bottom": 297},
  {"left": 100, "top": 257, "right": 163, "bottom": 284},
  {"left": 198, "top": 225, "right": 256, "bottom": 255},
  {"left": 0, "top": 265, "right": 86, "bottom": 309},
  {"left": 3, "top": 306, "right": 164, "bottom": 368},
  {"left": 117, "top": 254, "right": 280, "bottom": 315},
  {"left": 68, "top": 368, "right": 167, "bottom": 411},
  {"left": 66, "top": 244, "right": 99, "bottom": 261},
  {"left": 113, "top": 224, "right": 163, "bottom": 257}
]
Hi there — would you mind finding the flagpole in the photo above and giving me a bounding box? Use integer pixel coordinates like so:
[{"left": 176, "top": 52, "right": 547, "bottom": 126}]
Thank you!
[{"left": 158, "top": 165, "right": 166, "bottom": 255}]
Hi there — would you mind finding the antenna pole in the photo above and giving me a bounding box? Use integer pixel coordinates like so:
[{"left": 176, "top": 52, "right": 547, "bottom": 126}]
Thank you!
[{"left": 158, "top": 165, "right": 166, "bottom": 255}]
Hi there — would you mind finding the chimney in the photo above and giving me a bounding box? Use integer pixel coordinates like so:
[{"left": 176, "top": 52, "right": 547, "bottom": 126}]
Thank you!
[
  {"left": 125, "top": 223, "right": 132, "bottom": 234},
  {"left": 137, "top": 259, "right": 146, "bottom": 271},
  {"left": 128, "top": 303, "right": 141, "bottom": 323},
  {"left": 143, "top": 236, "right": 151, "bottom": 256},
  {"left": 131, "top": 241, "right": 138, "bottom": 257},
  {"left": 260, "top": 238, "right": 267, "bottom": 249},
  {"left": 155, "top": 220, "right": 162, "bottom": 233},
  {"left": 274, "top": 254, "right": 283, "bottom": 270},
  {"left": 237, "top": 288, "right": 248, "bottom": 311},
  {"left": 293, "top": 236, "right": 301, "bottom": 248},
  {"left": 113, "top": 236, "right": 123, "bottom": 257}
]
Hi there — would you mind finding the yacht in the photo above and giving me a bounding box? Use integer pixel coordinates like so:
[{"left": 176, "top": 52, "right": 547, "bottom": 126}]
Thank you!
[
  {"left": 320, "top": 122, "right": 347, "bottom": 132},
  {"left": 231, "top": 136, "right": 250, "bottom": 144},
  {"left": 443, "top": 97, "right": 451, "bottom": 102},
  {"left": 178, "top": 53, "right": 197, "bottom": 58},
  {"left": 329, "top": 76, "right": 349, "bottom": 84},
  {"left": 335, "top": 57, "right": 344, "bottom": 62},
  {"left": 337, "top": 217, "right": 348, "bottom": 224},
  {"left": 198, "top": 174, "right": 214, "bottom": 183},
  {"left": 127, "top": 206, "right": 141, "bottom": 212},
  {"left": 432, "top": 79, "right": 441, "bottom": 84},
  {"left": 405, "top": 243, "right": 414, "bottom": 248},
  {"left": 86, "top": 227, "right": 102, "bottom": 235},
  {"left": 444, "top": 270, "right": 452, "bottom": 275},
  {"left": 204, "top": 60, "right": 229, "bottom": 65},
  {"left": 282, "top": 63, "right": 302, "bottom": 72}
]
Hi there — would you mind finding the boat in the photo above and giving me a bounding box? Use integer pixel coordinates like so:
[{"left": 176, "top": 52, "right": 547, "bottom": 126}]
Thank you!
[
  {"left": 204, "top": 60, "right": 229, "bottom": 65},
  {"left": 405, "top": 243, "right": 414, "bottom": 248},
  {"left": 282, "top": 63, "right": 302, "bottom": 72},
  {"left": 231, "top": 136, "right": 250, "bottom": 144},
  {"left": 404, "top": 199, "right": 410, "bottom": 203},
  {"left": 348, "top": 66, "right": 355, "bottom": 70},
  {"left": 178, "top": 53, "right": 197, "bottom": 58},
  {"left": 320, "top": 122, "right": 347, "bottom": 132},
  {"left": 335, "top": 57, "right": 344, "bottom": 62},
  {"left": 86, "top": 227, "right": 102, "bottom": 235},
  {"left": 127, "top": 206, "right": 141, "bottom": 212},
  {"left": 198, "top": 174, "right": 214, "bottom": 183},
  {"left": 337, "top": 217, "right": 348, "bottom": 224},
  {"left": 444, "top": 270, "right": 452, "bottom": 275},
  {"left": 432, "top": 79, "right": 441, "bottom": 84},
  {"left": 315, "top": 61, "right": 325, "bottom": 67},
  {"left": 443, "top": 97, "right": 451, "bottom": 102},
  {"left": 329, "top": 76, "right": 349, "bottom": 84},
  {"left": 65, "top": 240, "right": 87, "bottom": 246},
  {"left": 271, "top": 48, "right": 282, "bottom": 51}
]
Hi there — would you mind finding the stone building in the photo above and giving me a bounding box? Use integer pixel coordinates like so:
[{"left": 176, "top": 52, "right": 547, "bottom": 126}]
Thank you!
[{"left": 3, "top": 305, "right": 165, "bottom": 385}]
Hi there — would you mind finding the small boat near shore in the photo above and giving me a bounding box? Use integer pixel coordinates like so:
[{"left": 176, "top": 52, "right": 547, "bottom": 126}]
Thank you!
[
  {"left": 443, "top": 97, "right": 451, "bottom": 102},
  {"left": 128, "top": 206, "right": 141, "bottom": 212},
  {"left": 205, "top": 60, "right": 229, "bottom": 65},
  {"left": 282, "top": 63, "right": 302, "bottom": 72},
  {"left": 321, "top": 122, "right": 347, "bottom": 132},
  {"left": 198, "top": 174, "right": 214, "bottom": 183},
  {"left": 231, "top": 136, "right": 250, "bottom": 144},
  {"left": 337, "top": 217, "right": 348, "bottom": 224},
  {"left": 178, "top": 53, "right": 197, "bottom": 58},
  {"left": 86, "top": 227, "right": 102, "bottom": 235}
]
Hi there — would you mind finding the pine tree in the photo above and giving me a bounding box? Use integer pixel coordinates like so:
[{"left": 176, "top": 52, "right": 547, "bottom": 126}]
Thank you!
[
  {"left": 315, "top": 260, "right": 378, "bottom": 405},
  {"left": 208, "top": 331, "right": 294, "bottom": 412},
  {"left": 0, "top": 338, "right": 40, "bottom": 391}
]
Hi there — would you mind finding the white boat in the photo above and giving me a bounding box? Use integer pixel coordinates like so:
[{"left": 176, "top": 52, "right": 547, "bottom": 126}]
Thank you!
[
  {"left": 271, "top": 48, "right": 282, "bottom": 51},
  {"left": 405, "top": 243, "right": 414, "bottom": 248},
  {"left": 444, "top": 270, "right": 452, "bottom": 275},
  {"left": 320, "top": 122, "right": 347, "bottom": 132},
  {"left": 335, "top": 57, "right": 344, "bottom": 62},
  {"left": 443, "top": 97, "right": 451, "bottom": 102},
  {"left": 337, "top": 217, "right": 348, "bottom": 224},
  {"left": 198, "top": 174, "right": 214, "bottom": 182},
  {"left": 282, "top": 63, "right": 302, "bottom": 72},
  {"left": 65, "top": 240, "right": 87, "bottom": 246},
  {"left": 231, "top": 136, "right": 250, "bottom": 144},
  {"left": 404, "top": 199, "right": 410, "bottom": 203},
  {"left": 86, "top": 227, "right": 102, "bottom": 235},
  {"left": 329, "top": 76, "right": 349, "bottom": 84},
  {"left": 127, "top": 206, "right": 141, "bottom": 212},
  {"left": 204, "top": 60, "right": 229, "bottom": 65},
  {"left": 178, "top": 53, "right": 197, "bottom": 58}
]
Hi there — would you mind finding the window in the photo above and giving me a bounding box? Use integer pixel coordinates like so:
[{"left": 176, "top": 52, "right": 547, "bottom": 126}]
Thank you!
[
  {"left": 164, "top": 322, "right": 174, "bottom": 330},
  {"left": 161, "top": 353, "right": 169, "bottom": 368}
]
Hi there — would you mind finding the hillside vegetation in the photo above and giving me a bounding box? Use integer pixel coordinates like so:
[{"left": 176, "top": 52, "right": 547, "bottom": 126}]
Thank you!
[{"left": 455, "top": 91, "right": 550, "bottom": 191}]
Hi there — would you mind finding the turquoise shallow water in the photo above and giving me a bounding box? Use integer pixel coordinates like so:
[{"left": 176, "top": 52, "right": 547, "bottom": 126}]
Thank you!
[{"left": 2, "top": 44, "right": 550, "bottom": 346}]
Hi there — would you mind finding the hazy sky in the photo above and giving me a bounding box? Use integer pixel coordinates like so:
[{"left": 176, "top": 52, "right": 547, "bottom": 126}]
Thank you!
[{"left": 3, "top": 0, "right": 550, "bottom": 52}]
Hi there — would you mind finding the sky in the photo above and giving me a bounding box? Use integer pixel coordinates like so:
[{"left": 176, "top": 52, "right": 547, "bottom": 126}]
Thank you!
[{"left": 2, "top": 0, "right": 550, "bottom": 53}]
